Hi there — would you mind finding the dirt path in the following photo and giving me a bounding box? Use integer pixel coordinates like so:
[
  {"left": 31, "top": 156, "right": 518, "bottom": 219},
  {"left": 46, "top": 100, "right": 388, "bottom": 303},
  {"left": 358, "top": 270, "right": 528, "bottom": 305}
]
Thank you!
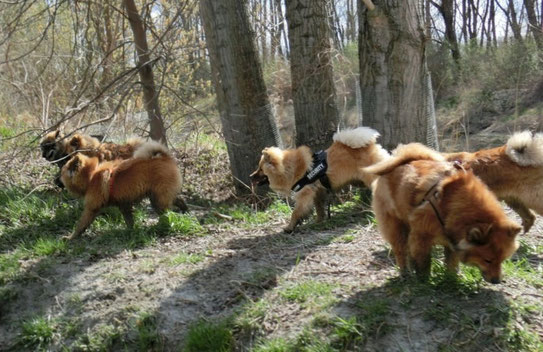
[{"left": 1, "top": 203, "right": 542, "bottom": 351}]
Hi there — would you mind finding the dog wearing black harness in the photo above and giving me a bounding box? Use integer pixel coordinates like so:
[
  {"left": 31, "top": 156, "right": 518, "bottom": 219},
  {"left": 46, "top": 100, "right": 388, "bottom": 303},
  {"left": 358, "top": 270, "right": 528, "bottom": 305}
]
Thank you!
[{"left": 250, "top": 127, "right": 390, "bottom": 232}]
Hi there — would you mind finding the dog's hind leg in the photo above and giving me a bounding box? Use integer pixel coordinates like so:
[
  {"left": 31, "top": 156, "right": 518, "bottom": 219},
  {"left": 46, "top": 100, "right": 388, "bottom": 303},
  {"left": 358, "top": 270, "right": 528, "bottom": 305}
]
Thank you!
[
  {"left": 314, "top": 187, "right": 329, "bottom": 222},
  {"left": 285, "top": 187, "right": 317, "bottom": 233},
  {"left": 504, "top": 198, "right": 536, "bottom": 233},
  {"left": 377, "top": 212, "right": 410, "bottom": 276}
]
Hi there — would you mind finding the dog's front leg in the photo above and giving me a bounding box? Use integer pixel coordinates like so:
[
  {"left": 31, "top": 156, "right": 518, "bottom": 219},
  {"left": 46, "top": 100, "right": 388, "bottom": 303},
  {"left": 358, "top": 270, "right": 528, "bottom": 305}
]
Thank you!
[
  {"left": 284, "top": 187, "right": 316, "bottom": 233},
  {"left": 66, "top": 207, "right": 100, "bottom": 239},
  {"left": 444, "top": 246, "right": 460, "bottom": 273},
  {"left": 503, "top": 198, "right": 535, "bottom": 233},
  {"left": 119, "top": 204, "right": 134, "bottom": 228},
  {"left": 407, "top": 231, "right": 432, "bottom": 280}
]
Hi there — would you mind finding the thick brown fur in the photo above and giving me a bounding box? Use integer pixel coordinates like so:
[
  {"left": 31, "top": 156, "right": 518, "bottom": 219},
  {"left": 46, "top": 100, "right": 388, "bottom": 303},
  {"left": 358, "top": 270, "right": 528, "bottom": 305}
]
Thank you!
[
  {"left": 60, "top": 141, "right": 182, "bottom": 239},
  {"left": 444, "top": 131, "right": 543, "bottom": 233},
  {"left": 40, "top": 129, "right": 144, "bottom": 165},
  {"left": 250, "top": 127, "right": 390, "bottom": 232},
  {"left": 365, "top": 143, "right": 522, "bottom": 283}
]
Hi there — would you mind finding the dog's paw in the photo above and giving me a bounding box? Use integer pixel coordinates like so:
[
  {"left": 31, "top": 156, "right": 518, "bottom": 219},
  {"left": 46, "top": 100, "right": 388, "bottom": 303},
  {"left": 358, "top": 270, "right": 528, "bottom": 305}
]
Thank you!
[
  {"left": 61, "top": 233, "right": 75, "bottom": 241},
  {"left": 283, "top": 226, "right": 295, "bottom": 234}
]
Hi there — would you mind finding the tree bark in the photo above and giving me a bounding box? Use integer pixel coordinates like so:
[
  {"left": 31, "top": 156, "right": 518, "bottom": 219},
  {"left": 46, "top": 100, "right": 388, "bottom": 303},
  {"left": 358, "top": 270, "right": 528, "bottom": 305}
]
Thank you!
[
  {"left": 285, "top": 0, "right": 340, "bottom": 151},
  {"left": 431, "top": 0, "right": 461, "bottom": 66},
  {"left": 524, "top": 0, "right": 543, "bottom": 51},
  {"left": 122, "top": 0, "right": 167, "bottom": 144},
  {"left": 200, "top": 0, "right": 279, "bottom": 194},
  {"left": 358, "top": 0, "right": 432, "bottom": 150}
]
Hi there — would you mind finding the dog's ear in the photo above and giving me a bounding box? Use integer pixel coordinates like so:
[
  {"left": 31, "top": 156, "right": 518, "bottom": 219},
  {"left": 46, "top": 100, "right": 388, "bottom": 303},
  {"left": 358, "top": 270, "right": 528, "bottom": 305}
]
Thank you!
[
  {"left": 467, "top": 224, "right": 491, "bottom": 245},
  {"left": 508, "top": 223, "right": 522, "bottom": 238},
  {"left": 70, "top": 135, "right": 82, "bottom": 149},
  {"left": 262, "top": 148, "right": 271, "bottom": 162},
  {"left": 68, "top": 155, "right": 81, "bottom": 172},
  {"left": 54, "top": 130, "right": 61, "bottom": 139}
]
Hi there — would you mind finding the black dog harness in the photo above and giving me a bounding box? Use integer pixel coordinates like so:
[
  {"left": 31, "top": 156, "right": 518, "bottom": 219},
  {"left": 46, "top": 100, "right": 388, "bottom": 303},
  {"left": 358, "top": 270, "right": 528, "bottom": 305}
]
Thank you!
[{"left": 291, "top": 150, "right": 331, "bottom": 192}]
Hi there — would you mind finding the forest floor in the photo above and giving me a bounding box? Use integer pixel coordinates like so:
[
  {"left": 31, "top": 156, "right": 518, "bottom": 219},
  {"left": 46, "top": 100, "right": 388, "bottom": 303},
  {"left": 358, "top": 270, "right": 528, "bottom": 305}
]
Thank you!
[{"left": 1, "top": 112, "right": 543, "bottom": 351}]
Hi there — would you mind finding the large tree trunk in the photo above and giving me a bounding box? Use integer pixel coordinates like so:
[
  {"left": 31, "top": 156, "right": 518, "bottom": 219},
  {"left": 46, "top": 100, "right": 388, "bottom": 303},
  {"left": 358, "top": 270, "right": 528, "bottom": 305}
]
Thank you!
[
  {"left": 358, "top": 0, "right": 431, "bottom": 150},
  {"left": 285, "top": 0, "right": 340, "bottom": 151},
  {"left": 200, "top": 0, "right": 279, "bottom": 195},
  {"left": 122, "top": 0, "right": 167, "bottom": 144}
]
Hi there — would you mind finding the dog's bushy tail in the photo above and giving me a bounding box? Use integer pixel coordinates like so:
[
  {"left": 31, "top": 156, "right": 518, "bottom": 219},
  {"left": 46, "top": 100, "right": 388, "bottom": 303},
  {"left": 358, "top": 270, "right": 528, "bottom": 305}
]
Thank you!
[
  {"left": 133, "top": 140, "right": 172, "bottom": 159},
  {"left": 506, "top": 131, "right": 543, "bottom": 166},
  {"left": 363, "top": 143, "right": 444, "bottom": 176},
  {"left": 333, "top": 127, "right": 381, "bottom": 149},
  {"left": 126, "top": 137, "right": 146, "bottom": 149}
]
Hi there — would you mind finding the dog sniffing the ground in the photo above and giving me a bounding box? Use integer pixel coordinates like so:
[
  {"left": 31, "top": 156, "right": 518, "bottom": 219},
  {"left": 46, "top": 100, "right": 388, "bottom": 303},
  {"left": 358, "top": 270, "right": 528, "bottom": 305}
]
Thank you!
[
  {"left": 365, "top": 143, "right": 521, "bottom": 283},
  {"left": 444, "top": 131, "right": 543, "bottom": 233},
  {"left": 250, "top": 127, "right": 390, "bottom": 232},
  {"left": 60, "top": 141, "right": 182, "bottom": 239}
]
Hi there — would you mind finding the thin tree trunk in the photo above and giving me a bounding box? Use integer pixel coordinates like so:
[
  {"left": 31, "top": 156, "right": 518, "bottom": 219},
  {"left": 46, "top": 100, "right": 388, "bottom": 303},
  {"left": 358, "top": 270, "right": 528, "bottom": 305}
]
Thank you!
[
  {"left": 524, "top": 0, "right": 543, "bottom": 51},
  {"left": 200, "top": 0, "right": 279, "bottom": 194},
  {"left": 122, "top": 0, "right": 167, "bottom": 143},
  {"left": 285, "top": 0, "right": 340, "bottom": 150}
]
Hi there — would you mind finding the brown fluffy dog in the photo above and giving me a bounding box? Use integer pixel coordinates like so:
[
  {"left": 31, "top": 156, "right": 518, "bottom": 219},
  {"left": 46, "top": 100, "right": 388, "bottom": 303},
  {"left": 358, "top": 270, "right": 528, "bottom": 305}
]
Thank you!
[
  {"left": 60, "top": 141, "right": 182, "bottom": 239},
  {"left": 364, "top": 143, "right": 521, "bottom": 283},
  {"left": 40, "top": 129, "right": 143, "bottom": 166},
  {"left": 250, "top": 127, "right": 390, "bottom": 232},
  {"left": 445, "top": 131, "right": 543, "bottom": 233}
]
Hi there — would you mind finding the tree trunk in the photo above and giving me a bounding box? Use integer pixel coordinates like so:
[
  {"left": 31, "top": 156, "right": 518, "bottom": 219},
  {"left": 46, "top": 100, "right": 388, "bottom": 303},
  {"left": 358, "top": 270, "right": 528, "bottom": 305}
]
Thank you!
[
  {"left": 358, "top": 0, "right": 431, "bottom": 150},
  {"left": 122, "top": 0, "right": 167, "bottom": 144},
  {"left": 432, "top": 0, "right": 461, "bottom": 67},
  {"left": 524, "top": 0, "right": 543, "bottom": 51},
  {"left": 285, "top": 0, "right": 340, "bottom": 151},
  {"left": 200, "top": 0, "right": 279, "bottom": 194}
]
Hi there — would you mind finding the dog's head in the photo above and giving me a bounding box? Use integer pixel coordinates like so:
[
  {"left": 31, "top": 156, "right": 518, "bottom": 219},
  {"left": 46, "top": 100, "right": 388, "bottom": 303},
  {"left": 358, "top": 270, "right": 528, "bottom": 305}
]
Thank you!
[
  {"left": 64, "top": 134, "right": 101, "bottom": 155},
  {"left": 250, "top": 147, "right": 286, "bottom": 186},
  {"left": 60, "top": 153, "right": 94, "bottom": 196},
  {"left": 40, "top": 130, "right": 66, "bottom": 163},
  {"left": 456, "top": 221, "right": 521, "bottom": 284}
]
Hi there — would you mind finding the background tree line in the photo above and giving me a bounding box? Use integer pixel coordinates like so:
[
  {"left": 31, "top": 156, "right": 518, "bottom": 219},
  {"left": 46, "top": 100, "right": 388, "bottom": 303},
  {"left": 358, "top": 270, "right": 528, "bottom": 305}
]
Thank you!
[{"left": 0, "top": 0, "right": 542, "bottom": 194}]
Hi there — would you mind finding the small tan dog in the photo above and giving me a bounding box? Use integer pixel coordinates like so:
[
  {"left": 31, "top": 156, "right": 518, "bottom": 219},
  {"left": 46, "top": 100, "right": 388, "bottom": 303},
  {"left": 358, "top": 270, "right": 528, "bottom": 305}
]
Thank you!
[
  {"left": 60, "top": 141, "right": 182, "bottom": 239},
  {"left": 250, "top": 127, "right": 390, "bottom": 232},
  {"left": 365, "top": 143, "right": 521, "bottom": 283},
  {"left": 445, "top": 131, "right": 543, "bottom": 233}
]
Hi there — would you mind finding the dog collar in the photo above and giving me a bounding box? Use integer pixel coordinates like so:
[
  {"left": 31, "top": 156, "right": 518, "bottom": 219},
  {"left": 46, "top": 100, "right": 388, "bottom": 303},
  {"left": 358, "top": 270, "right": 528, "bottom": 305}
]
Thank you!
[
  {"left": 291, "top": 150, "right": 331, "bottom": 192},
  {"left": 422, "top": 180, "right": 445, "bottom": 228}
]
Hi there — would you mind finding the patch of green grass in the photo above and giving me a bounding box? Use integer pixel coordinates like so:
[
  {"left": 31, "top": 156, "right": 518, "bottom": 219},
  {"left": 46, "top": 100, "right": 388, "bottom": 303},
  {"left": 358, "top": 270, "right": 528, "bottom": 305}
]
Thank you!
[
  {"left": 31, "top": 237, "right": 67, "bottom": 256},
  {"left": 280, "top": 280, "right": 336, "bottom": 309},
  {"left": 183, "top": 319, "right": 233, "bottom": 352},
  {"left": 203, "top": 199, "right": 290, "bottom": 226},
  {"left": 253, "top": 337, "right": 294, "bottom": 352},
  {"left": 154, "top": 212, "right": 206, "bottom": 237},
  {"left": 487, "top": 301, "right": 543, "bottom": 351},
  {"left": 233, "top": 299, "right": 270, "bottom": 334},
  {"left": 0, "top": 250, "right": 24, "bottom": 284},
  {"left": 129, "top": 312, "right": 161, "bottom": 351},
  {"left": 73, "top": 323, "right": 121, "bottom": 352},
  {"left": 169, "top": 251, "right": 205, "bottom": 266},
  {"left": 0, "top": 126, "right": 16, "bottom": 138},
  {"left": 503, "top": 258, "right": 543, "bottom": 287},
  {"left": 19, "top": 316, "right": 59, "bottom": 350}
]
